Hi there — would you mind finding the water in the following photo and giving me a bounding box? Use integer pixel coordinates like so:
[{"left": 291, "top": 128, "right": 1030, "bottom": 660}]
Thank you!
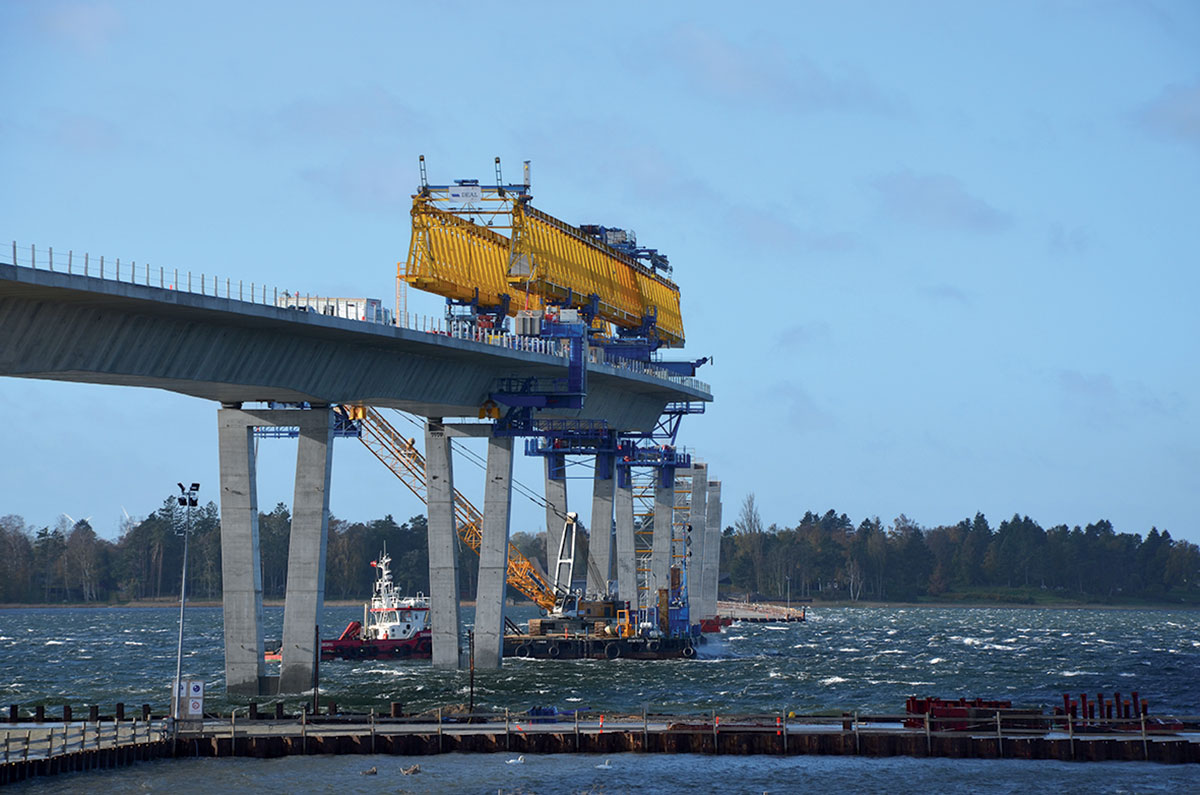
[{"left": 2, "top": 605, "right": 1198, "bottom": 791}]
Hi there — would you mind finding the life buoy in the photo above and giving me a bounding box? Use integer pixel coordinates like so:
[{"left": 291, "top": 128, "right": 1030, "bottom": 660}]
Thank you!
[
  {"left": 547, "top": 643, "right": 561, "bottom": 659},
  {"left": 647, "top": 640, "right": 661, "bottom": 653},
  {"left": 516, "top": 645, "right": 531, "bottom": 658},
  {"left": 682, "top": 645, "right": 696, "bottom": 659},
  {"left": 604, "top": 643, "right": 620, "bottom": 660}
]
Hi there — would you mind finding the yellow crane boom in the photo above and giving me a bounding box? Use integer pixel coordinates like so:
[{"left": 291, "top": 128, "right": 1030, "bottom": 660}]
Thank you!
[{"left": 351, "top": 406, "right": 558, "bottom": 612}]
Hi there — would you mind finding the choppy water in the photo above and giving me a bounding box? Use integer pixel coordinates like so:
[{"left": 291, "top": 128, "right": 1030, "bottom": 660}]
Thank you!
[
  {"left": 2, "top": 605, "right": 1197, "bottom": 716},
  {"left": 3, "top": 606, "right": 1198, "bottom": 792}
]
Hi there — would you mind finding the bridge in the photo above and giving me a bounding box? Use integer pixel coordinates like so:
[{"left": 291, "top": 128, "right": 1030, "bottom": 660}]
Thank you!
[{"left": 0, "top": 244, "right": 717, "bottom": 696}]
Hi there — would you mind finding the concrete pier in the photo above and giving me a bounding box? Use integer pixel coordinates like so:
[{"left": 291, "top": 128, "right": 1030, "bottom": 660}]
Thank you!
[
  {"left": 544, "top": 458, "right": 568, "bottom": 586},
  {"left": 217, "top": 409, "right": 266, "bottom": 696},
  {"left": 424, "top": 420, "right": 462, "bottom": 669},
  {"left": 586, "top": 453, "right": 615, "bottom": 597},
  {"left": 651, "top": 483, "right": 674, "bottom": 597},
  {"left": 701, "top": 480, "right": 722, "bottom": 621},
  {"left": 279, "top": 408, "right": 334, "bottom": 693},
  {"left": 474, "top": 436, "right": 513, "bottom": 669},
  {"left": 614, "top": 481, "right": 637, "bottom": 604},
  {"left": 218, "top": 406, "right": 335, "bottom": 695},
  {"left": 687, "top": 463, "right": 707, "bottom": 617}
]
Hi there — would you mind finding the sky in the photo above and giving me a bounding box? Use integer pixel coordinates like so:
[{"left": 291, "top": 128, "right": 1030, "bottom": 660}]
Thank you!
[{"left": 1, "top": 1, "right": 1197, "bottom": 545}]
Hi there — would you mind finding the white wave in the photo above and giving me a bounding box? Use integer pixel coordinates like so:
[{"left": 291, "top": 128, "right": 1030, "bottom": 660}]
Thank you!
[
  {"left": 928, "top": 657, "right": 945, "bottom": 664},
  {"left": 1058, "top": 670, "right": 1098, "bottom": 677},
  {"left": 837, "top": 648, "right": 861, "bottom": 653},
  {"left": 820, "top": 676, "right": 848, "bottom": 685},
  {"left": 44, "top": 640, "right": 65, "bottom": 646},
  {"left": 124, "top": 641, "right": 145, "bottom": 646}
]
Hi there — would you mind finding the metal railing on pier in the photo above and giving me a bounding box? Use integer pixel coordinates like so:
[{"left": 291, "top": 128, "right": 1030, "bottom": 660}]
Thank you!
[{"left": 1, "top": 718, "right": 167, "bottom": 763}]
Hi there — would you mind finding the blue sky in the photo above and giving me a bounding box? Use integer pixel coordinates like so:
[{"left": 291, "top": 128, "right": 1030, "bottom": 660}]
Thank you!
[{"left": 2, "top": 1, "right": 1197, "bottom": 545}]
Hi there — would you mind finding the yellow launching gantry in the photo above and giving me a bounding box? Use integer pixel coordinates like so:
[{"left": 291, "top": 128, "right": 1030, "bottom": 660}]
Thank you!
[{"left": 400, "top": 156, "right": 684, "bottom": 347}]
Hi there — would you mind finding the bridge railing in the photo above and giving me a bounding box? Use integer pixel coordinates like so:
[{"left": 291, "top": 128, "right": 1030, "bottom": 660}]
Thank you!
[{"left": 7, "top": 240, "right": 710, "bottom": 394}]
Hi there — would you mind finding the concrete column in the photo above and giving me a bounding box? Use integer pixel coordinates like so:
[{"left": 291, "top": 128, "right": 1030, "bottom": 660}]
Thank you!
[
  {"left": 425, "top": 419, "right": 462, "bottom": 669},
  {"left": 651, "top": 481, "right": 674, "bottom": 600},
  {"left": 702, "top": 480, "right": 723, "bottom": 620},
  {"left": 217, "top": 409, "right": 266, "bottom": 696},
  {"left": 474, "top": 436, "right": 513, "bottom": 669},
  {"left": 587, "top": 454, "right": 615, "bottom": 598},
  {"left": 687, "top": 463, "right": 707, "bottom": 619},
  {"left": 544, "top": 456, "right": 568, "bottom": 588},
  {"left": 614, "top": 480, "right": 637, "bottom": 605},
  {"left": 279, "top": 408, "right": 334, "bottom": 693}
]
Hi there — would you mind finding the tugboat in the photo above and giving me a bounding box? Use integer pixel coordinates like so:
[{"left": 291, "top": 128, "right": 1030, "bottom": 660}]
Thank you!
[
  {"left": 324, "top": 551, "right": 432, "bottom": 660},
  {"left": 267, "top": 551, "right": 432, "bottom": 662}
]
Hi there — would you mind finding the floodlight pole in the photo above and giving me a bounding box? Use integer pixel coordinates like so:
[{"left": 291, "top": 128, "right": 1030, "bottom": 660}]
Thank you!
[{"left": 172, "top": 483, "right": 199, "bottom": 735}]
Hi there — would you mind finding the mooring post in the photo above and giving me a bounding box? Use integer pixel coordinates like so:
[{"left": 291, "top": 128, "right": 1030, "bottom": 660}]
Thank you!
[
  {"left": 854, "top": 711, "right": 861, "bottom": 755},
  {"left": 712, "top": 710, "right": 719, "bottom": 754},
  {"left": 925, "top": 711, "right": 931, "bottom": 755},
  {"left": 505, "top": 708, "right": 510, "bottom": 751},
  {"left": 643, "top": 704, "right": 649, "bottom": 750},
  {"left": 437, "top": 707, "right": 443, "bottom": 752},
  {"left": 1141, "top": 712, "right": 1148, "bottom": 760},
  {"left": 370, "top": 709, "right": 376, "bottom": 754},
  {"left": 301, "top": 706, "right": 307, "bottom": 755},
  {"left": 1067, "top": 709, "right": 1075, "bottom": 759},
  {"left": 995, "top": 712, "right": 1003, "bottom": 758}
]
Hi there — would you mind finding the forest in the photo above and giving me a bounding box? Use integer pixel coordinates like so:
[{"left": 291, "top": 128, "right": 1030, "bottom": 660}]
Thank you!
[{"left": 1, "top": 493, "right": 1197, "bottom": 606}]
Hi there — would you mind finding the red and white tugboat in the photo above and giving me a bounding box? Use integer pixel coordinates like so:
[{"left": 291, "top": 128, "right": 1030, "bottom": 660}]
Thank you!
[{"left": 320, "top": 551, "right": 432, "bottom": 661}]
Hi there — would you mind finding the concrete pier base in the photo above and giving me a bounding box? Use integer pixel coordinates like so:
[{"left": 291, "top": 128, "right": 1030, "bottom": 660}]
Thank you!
[
  {"left": 473, "top": 436, "right": 513, "bottom": 669},
  {"left": 424, "top": 420, "right": 462, "bottom": 669}
]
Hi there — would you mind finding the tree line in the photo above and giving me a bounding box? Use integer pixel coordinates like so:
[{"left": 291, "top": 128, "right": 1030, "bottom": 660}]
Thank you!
[
  {"left": 0, "top": 497, "right": 550, "bottom": 605},
  {"left": 720, "top": 494, "right": 1200, "bottom": 604},
  {"left": 3, "top": 494, "right": 1196, "bottom": 606}
]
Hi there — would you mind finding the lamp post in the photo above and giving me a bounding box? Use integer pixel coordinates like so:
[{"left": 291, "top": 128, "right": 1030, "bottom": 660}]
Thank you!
[
  {"left": 172, "top": 482, "right": 199, "bottom": 730},
  {"left": 785, "top": 576, "right": 791, "bottom": 615}
]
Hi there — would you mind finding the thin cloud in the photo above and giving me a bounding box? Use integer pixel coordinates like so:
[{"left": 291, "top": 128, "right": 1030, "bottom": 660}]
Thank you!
[
  {"left": 666, "top": 24, "right": 896, "bottom": 115},
  {"left": 773, "top": 321, "right": 831, "bottom": 350},
  {"left": 1134, "top": 79, "right": 1200, "bottom": 152},
  {"left": 871, "top": 170, "right": 1012, "bottom": 233},
  {"left": 921, "top": 284, "right": 971, "bottom": 305},
  {"left": 1048, "top": 223, "right": 1090, "bottom": 256},
  {"left": 238, "top": 88, "right": 426, "bottom": 146},
  {"left": 39, "top": 2, "right": 121, "bottom": 54}
]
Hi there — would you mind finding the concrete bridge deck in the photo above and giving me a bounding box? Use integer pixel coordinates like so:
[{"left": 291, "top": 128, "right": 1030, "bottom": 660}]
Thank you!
[{"left": 0, "top": 259, "right": 709, "bottom": 429}]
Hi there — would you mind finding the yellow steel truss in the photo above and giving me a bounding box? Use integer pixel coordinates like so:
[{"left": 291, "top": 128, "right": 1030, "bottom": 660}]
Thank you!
[
  {"left": 353, "top": 406, "right": 558, "bottom": 612},
  {"left": 400, "top": 193, "right": 685, "bottom": 346}
]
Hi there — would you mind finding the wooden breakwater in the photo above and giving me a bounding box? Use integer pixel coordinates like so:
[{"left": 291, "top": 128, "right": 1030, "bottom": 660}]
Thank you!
[{"left": 5, "top": 706, "right": 1199, "bottom": 784}]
